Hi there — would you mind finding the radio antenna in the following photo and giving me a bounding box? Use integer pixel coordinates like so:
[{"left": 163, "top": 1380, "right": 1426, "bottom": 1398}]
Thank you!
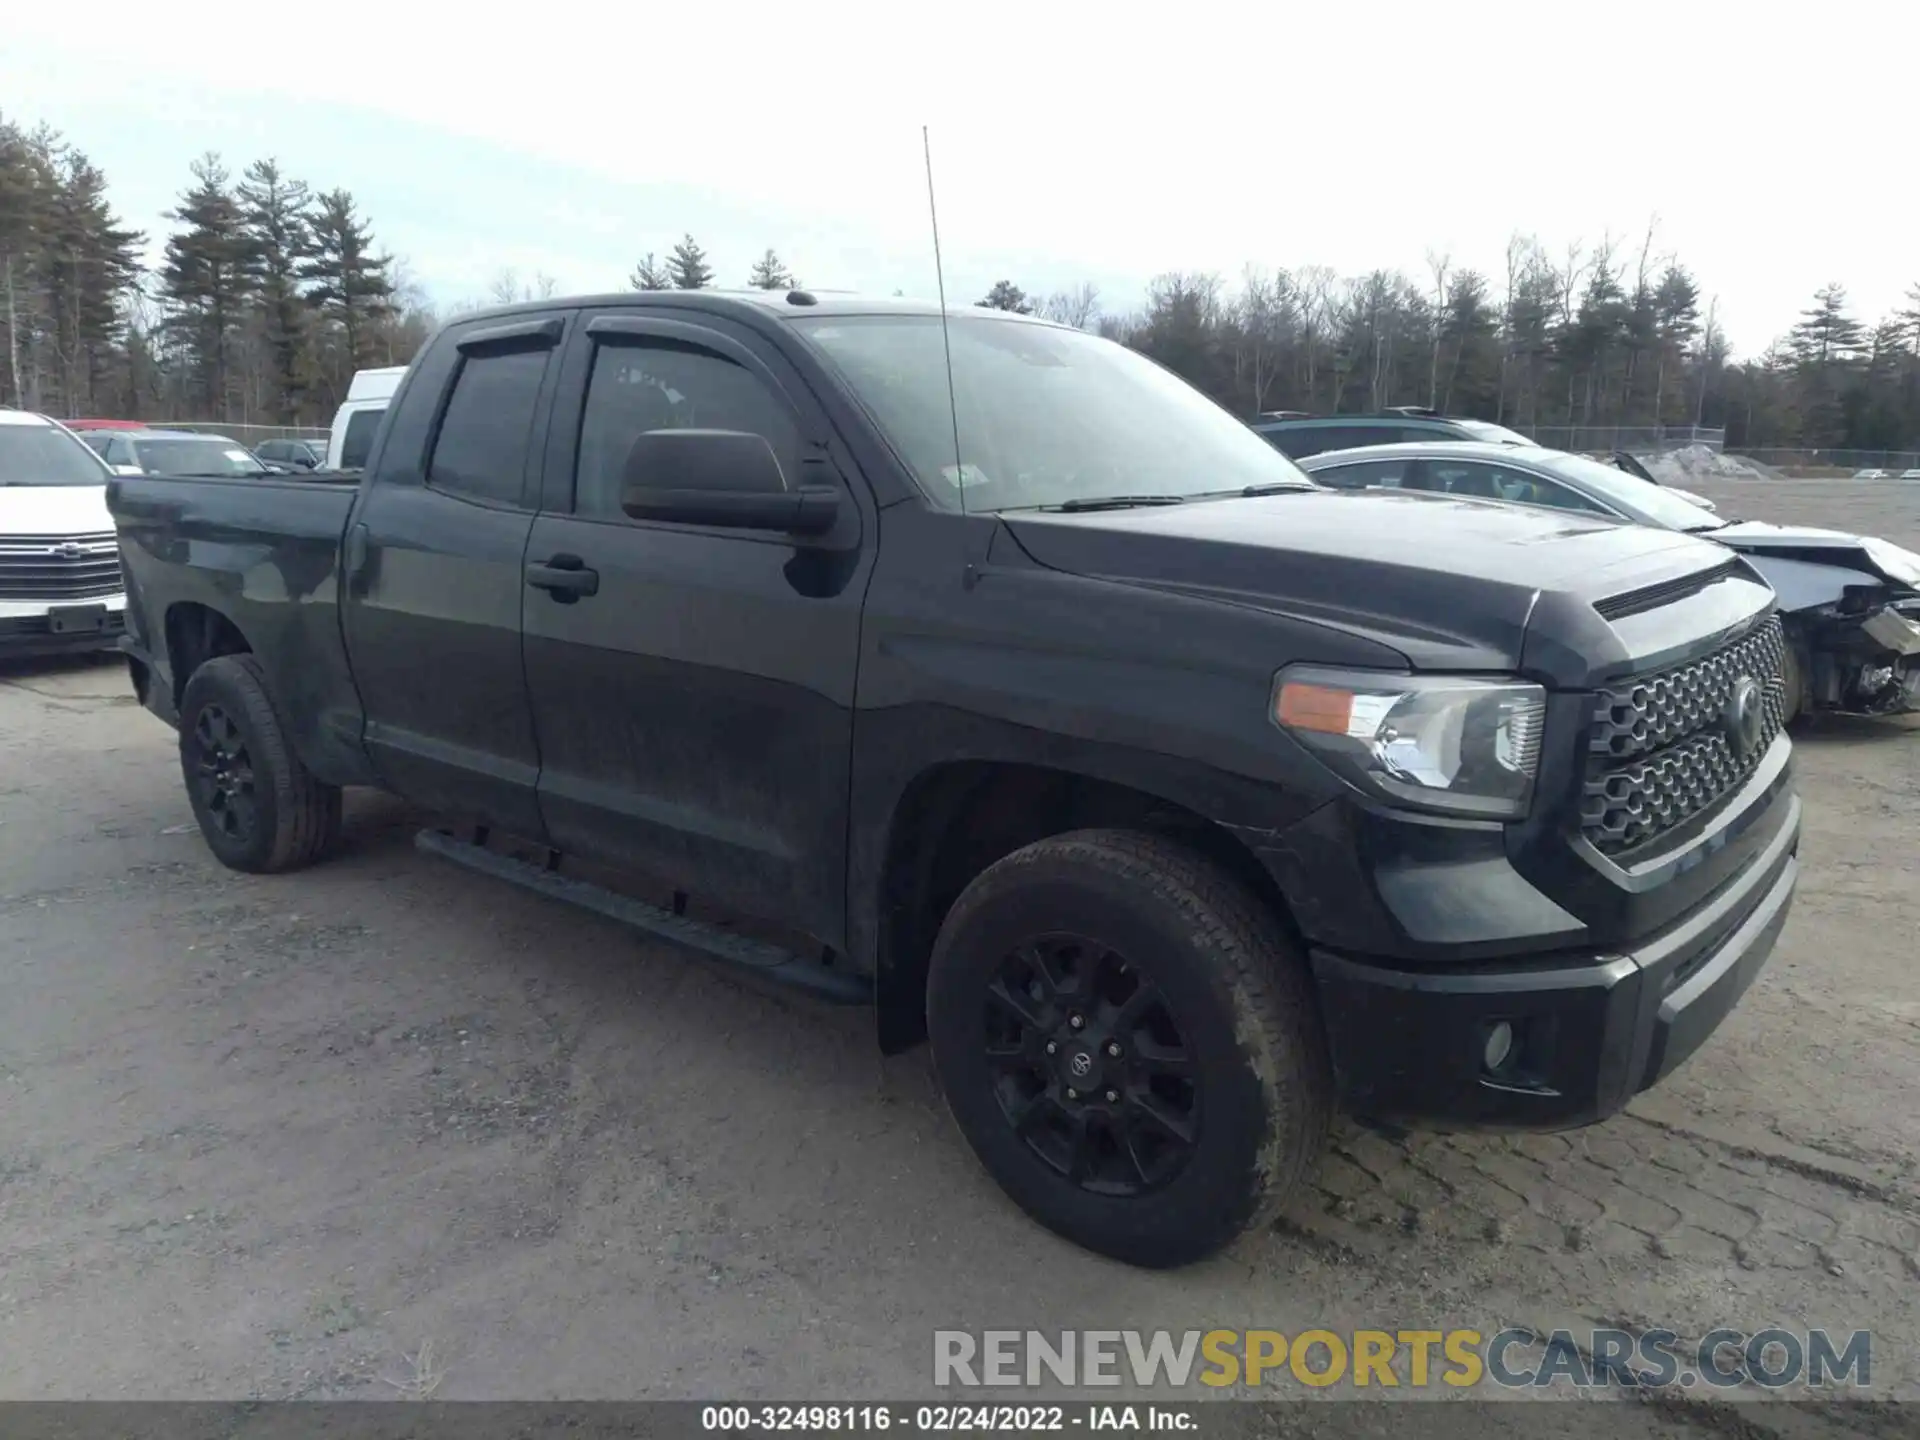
[{"left": 922, "top": 125, "right": 966, "bottom": 515}]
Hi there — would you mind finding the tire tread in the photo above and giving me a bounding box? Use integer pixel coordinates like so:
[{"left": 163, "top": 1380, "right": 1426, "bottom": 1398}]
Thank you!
[
  {"left": 930, "top": 826, "right": 1331, "bottom": 1265},
  {"left": 179, "top": 653, "right": 341, "bottom": 873}
]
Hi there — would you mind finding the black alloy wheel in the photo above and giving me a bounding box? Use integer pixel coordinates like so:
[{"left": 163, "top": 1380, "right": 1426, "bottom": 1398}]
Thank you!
[
  {"left": 983, "top": 935, "right": 1198, "bottom": 1197},
  {"left": 187, "top": 702, "right": 258, "bottom": 846},
  {"left": 176, "top": 653, "right": 341, "bottom": 873},
  {"left": 926, "top": 828, "right": 1332, "bottom": 1268}
]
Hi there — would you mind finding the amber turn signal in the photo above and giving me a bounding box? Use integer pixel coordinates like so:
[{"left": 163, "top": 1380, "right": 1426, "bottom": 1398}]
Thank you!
[{"left": 1273, "top": 681, "right": 1355, "bottom": 735}]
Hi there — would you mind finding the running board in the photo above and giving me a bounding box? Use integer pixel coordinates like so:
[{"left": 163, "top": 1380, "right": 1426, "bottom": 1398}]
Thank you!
[{"left": 415, "top": 828, "right": 870, "bottom": 1005}]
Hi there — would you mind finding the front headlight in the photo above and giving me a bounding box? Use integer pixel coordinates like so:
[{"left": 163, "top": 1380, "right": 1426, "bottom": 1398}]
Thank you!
[
  {"left": 1862, "top": 538, "right": 1920, "bottom": 589},
  {"left": 1272, "top": 667, "right": 1547, "bottom": 819}
]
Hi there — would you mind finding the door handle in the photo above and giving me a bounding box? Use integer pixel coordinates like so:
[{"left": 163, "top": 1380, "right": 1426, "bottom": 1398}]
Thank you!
[{"left": 525, "top": 554, "right": 599, "bottom": 601}]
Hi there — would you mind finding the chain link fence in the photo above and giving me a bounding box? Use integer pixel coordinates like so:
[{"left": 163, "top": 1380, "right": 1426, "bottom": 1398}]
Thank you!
[{"left": 1521, "top": 425, "right": 1726, "bottom": 454}]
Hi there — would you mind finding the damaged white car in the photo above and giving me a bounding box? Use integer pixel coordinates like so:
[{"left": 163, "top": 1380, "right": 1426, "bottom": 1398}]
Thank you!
[{"left": 1300, "top": 440, "right": 1920, "bottom": 721}]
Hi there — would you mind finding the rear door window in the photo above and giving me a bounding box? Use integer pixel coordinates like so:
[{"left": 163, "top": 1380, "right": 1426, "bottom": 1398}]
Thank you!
[{"left": 425, "top": 348, "right": 550, "bottom": 507}]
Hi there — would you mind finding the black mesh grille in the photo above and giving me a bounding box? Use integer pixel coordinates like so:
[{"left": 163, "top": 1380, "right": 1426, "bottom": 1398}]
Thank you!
[{"left": 1581, "top": 616, "right": 1787, "bottom": 856}]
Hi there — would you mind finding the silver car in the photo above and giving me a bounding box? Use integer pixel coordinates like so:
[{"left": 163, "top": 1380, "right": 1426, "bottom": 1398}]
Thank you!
[{"left": 1300, "top": 440, "right": 1920, "bottom": 720}]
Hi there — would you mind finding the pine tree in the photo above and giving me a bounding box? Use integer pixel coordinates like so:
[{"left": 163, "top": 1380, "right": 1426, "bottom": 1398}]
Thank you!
[
  {"left": 1437, "top": 269, "right": 1499, "bottom": 414},
  {"left": 1776, "top": 285, "right": 1865, "bottom": 446},
  {"left": 1786, "top": 284, "right": 1865, "bottom": 368},
  {"left": 299, "top": 188, "right": 395, "bottom": 375},
  {"left": 0, "top": 117, "right": 57, "bottom": 408},
  {"left": 629, "top": 253, "right": 672, "bottom": 290},
  {"left": 1898, "top": 283, "right": 1920, "bottom": 356},
  {"left": 1649, "top": 265, "right": 1700, "bottom": 425},
  {"left": 667, "top": 234, "right": 713, "bottom": 290},
  {"left": 159, "top": 153, "right": 258, "bottom": 418},
  {"left": 237, "top": 158, "right": 312, "bottom": 421},
  {"left": 977, "top": 280, "right": 1033, "bottom": 313},
  {"left": 40, "top": 150, "right": 142, "bottom": 412},
  {"left": 747, "top": 248, "right": 794, "bottom": 290}
]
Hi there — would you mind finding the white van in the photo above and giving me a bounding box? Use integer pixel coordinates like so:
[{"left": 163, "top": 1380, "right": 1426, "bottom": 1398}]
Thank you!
[
  {"left": 326, "top": 365, "right": 407, "bottom": 471},
  {"left": 0, "top": 410, "right": 125, "bottom": 658}
]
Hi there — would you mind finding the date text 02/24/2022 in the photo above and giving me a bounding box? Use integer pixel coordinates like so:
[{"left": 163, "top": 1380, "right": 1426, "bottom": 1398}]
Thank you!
[{"left": 700, "top": 1405, "right": 1195, "bottom": 1432}]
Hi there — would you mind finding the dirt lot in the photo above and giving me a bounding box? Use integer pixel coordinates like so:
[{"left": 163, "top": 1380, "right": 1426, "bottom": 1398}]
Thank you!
[{"left": 1, "top": 478, "right": 1916, "bottom": 1424}]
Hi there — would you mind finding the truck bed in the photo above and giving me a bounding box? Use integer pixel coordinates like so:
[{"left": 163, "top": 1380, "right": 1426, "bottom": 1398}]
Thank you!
[{"left": 110, "top": 472, "right": 368, "bottom": 782}]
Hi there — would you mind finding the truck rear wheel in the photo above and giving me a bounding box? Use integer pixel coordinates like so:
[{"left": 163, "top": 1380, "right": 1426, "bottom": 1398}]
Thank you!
[
  {"left": 925, "top": 828, "right": 1331, "bottom": 1268},
  {"left": 177, "top": 654, "right": 341, "bottom": 874}
]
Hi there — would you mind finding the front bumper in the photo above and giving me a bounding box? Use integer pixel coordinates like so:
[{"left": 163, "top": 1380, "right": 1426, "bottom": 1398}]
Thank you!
[
  {"left": 0, "top": 604, "right": 127, "bottom": 659},
  {"left": 1311, "top": 791, "right": 1801, "bottom": 1129}
]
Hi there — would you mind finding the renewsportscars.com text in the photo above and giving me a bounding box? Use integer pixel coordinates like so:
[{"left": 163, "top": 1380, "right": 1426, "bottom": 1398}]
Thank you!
[{"left": 933, "top": 1328, "right": 1871, "bottom": 1391}]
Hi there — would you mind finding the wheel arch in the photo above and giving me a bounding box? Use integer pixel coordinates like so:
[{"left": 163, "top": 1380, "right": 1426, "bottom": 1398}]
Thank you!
[
  {"left": 164, "top": 601, "right": 254, "bottom": 707},
  {"left": 870, "top": 759, "right": 1303, "bottom": 1054}
]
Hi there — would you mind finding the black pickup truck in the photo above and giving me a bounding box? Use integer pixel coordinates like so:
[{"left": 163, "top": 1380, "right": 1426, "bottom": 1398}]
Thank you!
[{"left": 109, "top": 290, "right": 1802, "bottom": 1267}]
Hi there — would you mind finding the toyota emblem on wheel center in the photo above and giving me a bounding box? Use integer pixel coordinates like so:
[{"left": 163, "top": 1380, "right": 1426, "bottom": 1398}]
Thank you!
[{"left": 1068, "top": 1052, "right": 1093, "bottom": 1078}]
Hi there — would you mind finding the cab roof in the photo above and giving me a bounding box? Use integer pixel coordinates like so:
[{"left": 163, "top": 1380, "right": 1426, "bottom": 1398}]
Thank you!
[{"left": 447, "top": 288, "right": 1066, "bottom": 329}]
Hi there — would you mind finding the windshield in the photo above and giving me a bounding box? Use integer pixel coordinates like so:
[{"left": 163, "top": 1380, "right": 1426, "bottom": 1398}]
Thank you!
[
  {"left": 132, "top": 437, "right": 269, "bottom": 477},
  {"left": 792, "top": 315, "right": 1315, "bottom": 510},
  {"left": 1538, "top": 452, "right": 1726, "bottom": 531},
  {"left": 1455, "top": 419, "right": 1534, "bottom": 446},
  {"left": 0, "top": 420, "right": 112, "bottom": 486}
]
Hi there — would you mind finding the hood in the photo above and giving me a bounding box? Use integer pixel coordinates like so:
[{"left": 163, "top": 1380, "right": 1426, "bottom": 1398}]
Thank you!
[
  {"left": 1708, "top": 519, "right": 1920, "bottom": 602},
  {"left": 1001, "top": 489, "right": 1742, "bottom": 673},
  {"left": 1666, "top": 485, "right": 1716, "bottom": 511},
  {"left": 0, "top": 483, "right": 113, "bottom": 536},
  {"left": 1712, "top": 520, "right": 1920, "bottom": 586}
]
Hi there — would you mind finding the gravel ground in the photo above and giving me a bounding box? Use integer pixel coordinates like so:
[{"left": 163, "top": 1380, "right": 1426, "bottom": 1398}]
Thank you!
[{"left": 1, "top": 478, "right": 1915, "bottom": 1429}]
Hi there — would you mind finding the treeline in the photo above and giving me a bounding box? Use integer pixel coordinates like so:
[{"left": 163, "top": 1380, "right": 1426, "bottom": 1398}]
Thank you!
[
  {"left": 1, "top": 113, "right": 428, "bottom": 426},
  {"left": 970, "top": 252, "right": 1920, "bottom": 454},
  {"left": 6, "top": 108, "right": 1918, "bottom": 453}
]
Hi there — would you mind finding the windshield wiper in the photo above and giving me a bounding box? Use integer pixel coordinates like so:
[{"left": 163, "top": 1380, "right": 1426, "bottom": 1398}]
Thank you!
[
  {"left": 1181, "top": 481, "right": 1317, "bottom": 501},
  {"left": 1048, "top": 494, "right": 1189, "bottom": 512}
]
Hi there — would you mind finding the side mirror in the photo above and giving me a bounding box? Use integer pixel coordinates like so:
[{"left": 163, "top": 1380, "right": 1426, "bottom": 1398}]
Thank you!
[
  {"left": 620, "top": 429, "right": 840, "bottom": 536},
  {"left": 113, "top": 464, "right": 143, "bottom": 477}
]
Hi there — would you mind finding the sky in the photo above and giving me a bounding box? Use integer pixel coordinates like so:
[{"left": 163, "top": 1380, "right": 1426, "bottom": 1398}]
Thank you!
[{"left": 4, "top": 0, "right": 1912, "bottom": 359}]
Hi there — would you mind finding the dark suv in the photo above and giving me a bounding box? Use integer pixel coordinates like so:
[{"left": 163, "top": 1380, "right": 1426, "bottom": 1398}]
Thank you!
[{"left": 1253, "top": 407, "right": 1533, "bottom": 459}]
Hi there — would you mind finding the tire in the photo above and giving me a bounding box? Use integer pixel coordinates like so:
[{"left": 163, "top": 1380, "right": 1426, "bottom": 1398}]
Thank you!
[
  {"left": 177, "top": 653, "right": 342, "bottom": 874},
  {"left": 925, "top": 828, "right": 1332, "bottom": 1268}
]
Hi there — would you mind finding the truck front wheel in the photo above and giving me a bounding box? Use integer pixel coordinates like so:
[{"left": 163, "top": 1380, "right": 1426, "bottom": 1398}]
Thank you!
[
  {"left": 925, "top": 828, "right": 1331, "bottom": 1267},
  {"left": 177, "top": 654, "right": 342, "bottom": 873}
]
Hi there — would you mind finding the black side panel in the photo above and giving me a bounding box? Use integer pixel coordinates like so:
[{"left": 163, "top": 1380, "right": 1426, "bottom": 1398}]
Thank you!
[
  {"left": 845, "top": 506, "right": 1407, "bottom": 977},
  {"left": 109, "top": 473, "right": 373, "bottom": 787},
  {"left": 345, "top": 485, "right": 542, "bottom": 831},
  {"left": 339, "top": 312, "right": 567, "bottom": 837},
  {"left": 520, "top": 307, "right": 873, "bottom": 945}
]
